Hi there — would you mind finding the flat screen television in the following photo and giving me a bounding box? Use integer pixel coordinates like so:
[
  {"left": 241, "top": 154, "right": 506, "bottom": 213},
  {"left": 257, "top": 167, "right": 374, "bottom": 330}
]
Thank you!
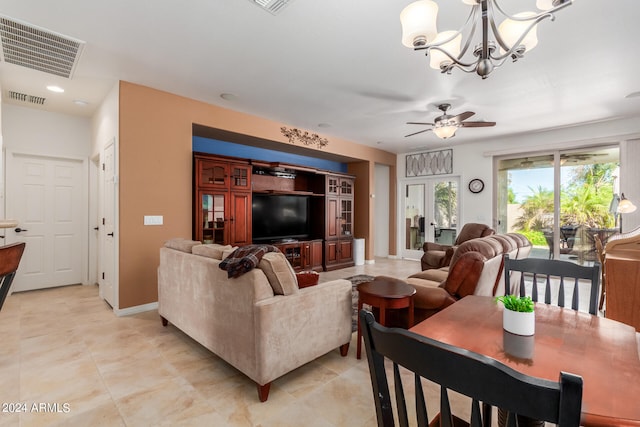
[{"left": 252, "top": 194, "right": 311, "bottom": 242}]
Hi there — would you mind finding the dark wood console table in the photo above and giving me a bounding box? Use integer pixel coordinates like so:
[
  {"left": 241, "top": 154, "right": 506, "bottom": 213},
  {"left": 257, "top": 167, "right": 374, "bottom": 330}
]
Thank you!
[{"left": 272, "top": 239, "right": 323, "bottom": 272}]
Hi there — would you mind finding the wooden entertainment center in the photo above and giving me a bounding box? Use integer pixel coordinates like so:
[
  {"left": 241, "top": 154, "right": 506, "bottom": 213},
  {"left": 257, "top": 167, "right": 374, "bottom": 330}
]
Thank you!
[{"left": 193, "top": 153, "right": 355, "bottom": 271}]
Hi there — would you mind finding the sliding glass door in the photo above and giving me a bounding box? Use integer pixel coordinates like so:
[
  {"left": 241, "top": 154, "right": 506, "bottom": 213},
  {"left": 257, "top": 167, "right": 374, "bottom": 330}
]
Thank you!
[
  {"left": 496, "top": 147, "right": 619, "bottom": 263},
  {"left": 402, "top": 178, "right": 459, "bottom": 260}
]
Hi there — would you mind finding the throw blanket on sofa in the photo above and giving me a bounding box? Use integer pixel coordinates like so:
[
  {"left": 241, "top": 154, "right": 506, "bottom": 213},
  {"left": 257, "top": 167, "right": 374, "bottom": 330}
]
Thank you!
[{"left": 219, "top": 244, "right": 280, "bottom": 278}]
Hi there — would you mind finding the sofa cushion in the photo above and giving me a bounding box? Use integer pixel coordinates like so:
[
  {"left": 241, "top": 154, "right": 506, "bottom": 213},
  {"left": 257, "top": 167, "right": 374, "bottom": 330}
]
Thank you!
[
  {"left": 165, "top": 238, "right": 202, "bottom": 253},
  {"left": 192, "top": 244, "right": 232, "bottom": 260},
  {"left": 259, "top": 252, "right": 298, "bottom": 295}
]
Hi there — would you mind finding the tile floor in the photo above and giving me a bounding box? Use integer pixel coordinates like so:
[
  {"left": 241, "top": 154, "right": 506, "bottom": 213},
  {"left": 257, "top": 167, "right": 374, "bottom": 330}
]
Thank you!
[{"left": 1, "top": 256, "right": 452, "bottom": 427}]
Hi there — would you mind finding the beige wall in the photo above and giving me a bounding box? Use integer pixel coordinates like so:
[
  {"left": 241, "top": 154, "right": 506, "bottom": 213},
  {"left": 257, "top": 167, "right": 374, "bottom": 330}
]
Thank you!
[{"left": 118, "top": 81, "right": 397, "bottom": 308}]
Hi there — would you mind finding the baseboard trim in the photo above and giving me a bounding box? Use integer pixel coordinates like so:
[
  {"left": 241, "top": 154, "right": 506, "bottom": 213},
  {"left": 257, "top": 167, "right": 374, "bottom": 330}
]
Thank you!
[
  {"left": 365, "top": 259, "right": 376, "bottom": 264},
  {"left": 115, "top": 302, "right": 158, "bottom": 317}
]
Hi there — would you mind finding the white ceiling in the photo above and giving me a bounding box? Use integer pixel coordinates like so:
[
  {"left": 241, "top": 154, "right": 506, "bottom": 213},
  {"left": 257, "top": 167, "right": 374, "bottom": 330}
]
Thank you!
[{"left": 0, "top": 0, "right": 639, "bottom": 154}]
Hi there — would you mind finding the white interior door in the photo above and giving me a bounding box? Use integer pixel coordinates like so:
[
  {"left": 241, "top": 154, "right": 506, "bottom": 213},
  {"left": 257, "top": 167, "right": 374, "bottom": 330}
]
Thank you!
[
  {"left": 6, "top": 152, "right": 84, "bottom": 292},
  {"left": 101, "top": 140, "right": 117, "bottom": 308}
]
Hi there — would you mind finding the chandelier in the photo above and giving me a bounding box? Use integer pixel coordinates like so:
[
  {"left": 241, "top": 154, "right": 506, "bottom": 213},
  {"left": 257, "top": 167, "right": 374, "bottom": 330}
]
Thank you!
[{"left": 400, "top": 0, "right": 572, "bottom": 79}]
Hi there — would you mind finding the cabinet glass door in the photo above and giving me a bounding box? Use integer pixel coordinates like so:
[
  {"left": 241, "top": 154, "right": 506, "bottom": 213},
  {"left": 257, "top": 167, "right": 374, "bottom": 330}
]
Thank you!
[
  {"left": 327, "top": 176, "right": 339, "bottom": 195},
  {"left": 341, "top": 199, "right": 353, "bottom": 237},
  {"left": 340, "top": 179, "right": 353, "bottom": 196},
  {"left": 200, "top": 161, "right": 228, "bottom": 188},
  {"left": 230, "top": 164, "right": 251, "bottom": 191},
  {"left": 202, "top": 193, "right": 226, "bottom": 244}
]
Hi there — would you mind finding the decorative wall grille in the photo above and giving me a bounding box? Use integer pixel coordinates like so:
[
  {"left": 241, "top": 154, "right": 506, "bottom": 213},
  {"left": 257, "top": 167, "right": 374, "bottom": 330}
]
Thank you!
[{"left": 406, "top": 149, "right": 453, "bottom": 177}]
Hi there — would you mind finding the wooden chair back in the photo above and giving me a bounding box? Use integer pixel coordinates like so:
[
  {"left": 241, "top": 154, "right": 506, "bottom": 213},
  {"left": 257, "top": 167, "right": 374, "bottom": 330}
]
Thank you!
[
  {"left": 360, "top": 309, "right": 583, "bottom": 427},
  {"left": 593, "top": 234, "right": 607, "bottom": 310},
  {"left": 0, "top": 242, "right": 26, "bottom": 311},
  {"left": 503, "top": 254, "right": 600, "bottom": 315}
]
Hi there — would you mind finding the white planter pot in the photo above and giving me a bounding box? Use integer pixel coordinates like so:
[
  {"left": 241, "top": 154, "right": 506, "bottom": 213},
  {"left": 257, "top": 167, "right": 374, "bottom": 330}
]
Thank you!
[{"left": 503, "top": 308, "right": 535, "bottom": 336}]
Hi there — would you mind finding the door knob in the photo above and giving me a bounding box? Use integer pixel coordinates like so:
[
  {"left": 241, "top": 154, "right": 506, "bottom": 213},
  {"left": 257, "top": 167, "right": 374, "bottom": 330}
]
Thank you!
[{"left": 15, "top": 227, "right": 28, "bottom": 233}]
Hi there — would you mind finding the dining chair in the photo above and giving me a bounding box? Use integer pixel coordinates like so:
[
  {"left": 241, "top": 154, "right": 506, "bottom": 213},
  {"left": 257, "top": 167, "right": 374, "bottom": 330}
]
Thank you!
[
  {"left": 593, "top": 234, "right": 607, "bottom": 311},
  {"left": 0, "top": 242, "right": 26, "bottom": 311},
  {"left": 360, "top": 309, "right": 583, "bottom": 427},
  {"left": 503, "top": 254, "right": 600, "bottom": 315}
]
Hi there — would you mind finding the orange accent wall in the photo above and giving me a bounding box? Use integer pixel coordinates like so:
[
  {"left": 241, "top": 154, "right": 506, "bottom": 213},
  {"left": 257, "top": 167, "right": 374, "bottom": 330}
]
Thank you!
[{"left": 118, "top": 81, "right": 397, "bottom": 308}]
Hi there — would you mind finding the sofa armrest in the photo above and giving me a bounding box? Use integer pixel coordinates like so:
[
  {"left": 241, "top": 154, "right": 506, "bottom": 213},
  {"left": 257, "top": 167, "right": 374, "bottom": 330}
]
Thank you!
[
  {"left": 408, "top": 279, "right": 458, "bottom": 310},
  {"left": 442, "top": 246, "right": 458, "bottom": 266},
  {"left": 442, "top": 251, "right": 485, "bottom": 298}
]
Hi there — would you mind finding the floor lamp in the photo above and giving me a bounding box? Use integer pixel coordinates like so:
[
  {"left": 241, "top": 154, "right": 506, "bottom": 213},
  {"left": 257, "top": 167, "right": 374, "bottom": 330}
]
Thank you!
[{"left": 617, "top": 193, "right": 637, "bottom": 233}]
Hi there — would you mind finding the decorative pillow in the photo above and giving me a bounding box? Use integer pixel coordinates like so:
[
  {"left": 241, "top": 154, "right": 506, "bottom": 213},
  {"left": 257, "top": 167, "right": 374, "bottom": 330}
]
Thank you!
[
  {"left": 296, "top": 271, "right": 319, "bottom": 288},
  {"left": 164, "top": 238, "right": 201, "bottom": 253},
  {"left": 192, "top": 244, "right": 232, "bottom": 260},
  {"left": 258, "top": 252, "right": 298, "bottom": 295}
]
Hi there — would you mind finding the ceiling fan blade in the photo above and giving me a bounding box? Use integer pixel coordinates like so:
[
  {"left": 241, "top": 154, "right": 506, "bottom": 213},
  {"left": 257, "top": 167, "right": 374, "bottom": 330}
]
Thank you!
[
  {"left": 404, "top": 128, "right": 433, "bottom": 138},
  {"left": 451, "top": 111, "right": 475, "bottom": 123},
  {"left": 460, "top": 121, "right": 496, "bottom": 127},
  {"left": 406, "top": 121, "right": 435, "bottom": 125}
]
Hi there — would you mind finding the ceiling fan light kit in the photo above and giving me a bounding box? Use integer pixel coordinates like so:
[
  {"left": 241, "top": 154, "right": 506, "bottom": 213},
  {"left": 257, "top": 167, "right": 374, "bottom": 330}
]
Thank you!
[{"left": 400, "top": 0, "right": 572, "bottom": 79}]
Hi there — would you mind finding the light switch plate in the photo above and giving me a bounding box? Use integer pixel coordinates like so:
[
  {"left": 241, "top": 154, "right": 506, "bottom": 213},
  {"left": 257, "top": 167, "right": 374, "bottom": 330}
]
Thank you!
[{"left": 144, "top": 215, "right": 163, "bottom": 225}]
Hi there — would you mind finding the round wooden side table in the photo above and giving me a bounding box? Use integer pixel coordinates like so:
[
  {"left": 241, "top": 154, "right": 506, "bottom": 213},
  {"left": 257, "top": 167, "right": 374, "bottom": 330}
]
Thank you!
[{"left": 356, "top": 275, "right": 416, "bottom": 359}]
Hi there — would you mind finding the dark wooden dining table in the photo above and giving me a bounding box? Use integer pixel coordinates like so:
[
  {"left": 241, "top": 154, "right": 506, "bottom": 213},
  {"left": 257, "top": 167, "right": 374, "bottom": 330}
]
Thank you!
[{"left": 409, "top": 295, "right": 640, "bottom": 427}]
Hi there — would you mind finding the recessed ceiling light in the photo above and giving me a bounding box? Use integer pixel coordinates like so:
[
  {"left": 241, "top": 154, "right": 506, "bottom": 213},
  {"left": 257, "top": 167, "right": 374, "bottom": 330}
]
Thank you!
[
  {"left": 73, "top": 99, "right": 89, "bottom": 106},
  {"left": 220, "top": 93, "right": 237, "bottom": 101},
  {"left": 46, "top": 85, "right": 64, "bottom": 93}
]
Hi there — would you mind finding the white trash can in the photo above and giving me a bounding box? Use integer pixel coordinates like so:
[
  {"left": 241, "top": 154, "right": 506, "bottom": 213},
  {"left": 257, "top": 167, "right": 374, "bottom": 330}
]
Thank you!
[{"left": 354, "top": 238, "right": 365, "bottom": 266}]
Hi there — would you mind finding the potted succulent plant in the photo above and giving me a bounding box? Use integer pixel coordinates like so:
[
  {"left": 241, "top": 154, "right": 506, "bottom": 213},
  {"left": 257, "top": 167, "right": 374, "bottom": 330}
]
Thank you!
[{"left": 496, "top": 295, "right": 535, "bottom": 336}]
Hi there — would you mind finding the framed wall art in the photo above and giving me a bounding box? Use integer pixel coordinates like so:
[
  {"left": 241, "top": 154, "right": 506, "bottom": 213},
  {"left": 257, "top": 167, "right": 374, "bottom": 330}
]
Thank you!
[{"left": 405, "top": 149, "right": 453, "bottom": 177}]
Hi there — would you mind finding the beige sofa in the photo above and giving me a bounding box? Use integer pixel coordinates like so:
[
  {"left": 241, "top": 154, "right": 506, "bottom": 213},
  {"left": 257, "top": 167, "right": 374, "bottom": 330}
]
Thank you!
[{"left": 157, "top": 239, "right": 353, "bottom": 402}]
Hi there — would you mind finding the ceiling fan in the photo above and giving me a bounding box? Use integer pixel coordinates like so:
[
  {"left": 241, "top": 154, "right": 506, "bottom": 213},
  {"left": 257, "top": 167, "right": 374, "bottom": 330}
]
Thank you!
[{"left": 405, "top": 104, "right": 496, "bottom": 140}]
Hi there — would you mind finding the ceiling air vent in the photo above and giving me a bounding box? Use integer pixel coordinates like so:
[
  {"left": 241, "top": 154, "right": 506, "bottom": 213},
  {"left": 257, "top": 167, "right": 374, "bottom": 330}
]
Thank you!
[
  {"left": 0, "top": 15, "right": 85, "bottom": 78},
  {"left": 247, "top": 0, "right": 294, "bottom": 15},
  {"left": 7, "top": 90, "right": 46, "bottom": 105}
]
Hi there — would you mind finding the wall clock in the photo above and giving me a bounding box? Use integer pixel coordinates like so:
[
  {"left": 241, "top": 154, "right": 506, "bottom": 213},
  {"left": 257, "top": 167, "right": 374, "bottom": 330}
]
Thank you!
[{"left": 468, "top": 178, "right": 484, "bottom": 194}]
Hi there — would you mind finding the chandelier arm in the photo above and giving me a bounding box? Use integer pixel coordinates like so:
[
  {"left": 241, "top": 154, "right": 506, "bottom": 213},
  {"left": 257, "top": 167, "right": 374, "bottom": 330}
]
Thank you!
[
  {"left": 489, "top": 14, "right": 554, "bottom": 61},
  {"left": 426, "top": 46, "right": 480, "bottom": 69},
  {"left": 413, "top": 5, "right": 478, "bottom": 56},
  {"left": 457, "top": 8, "right": 479, "bottom": 59},
  {"left": 486, "top": 1, "right": 510, "bottom": 53},
  {"left": 492, "top": 0, "right": 572, "bottom": 22}
]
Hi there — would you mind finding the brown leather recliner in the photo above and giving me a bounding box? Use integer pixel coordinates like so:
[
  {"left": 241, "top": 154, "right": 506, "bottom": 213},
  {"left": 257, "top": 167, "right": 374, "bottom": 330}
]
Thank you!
[
  {"left": 408, "top": 233, "right": 531, "bottom": 323},
  {"left": 421, "top": 223, "right": 496, "bottom": 271}
]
